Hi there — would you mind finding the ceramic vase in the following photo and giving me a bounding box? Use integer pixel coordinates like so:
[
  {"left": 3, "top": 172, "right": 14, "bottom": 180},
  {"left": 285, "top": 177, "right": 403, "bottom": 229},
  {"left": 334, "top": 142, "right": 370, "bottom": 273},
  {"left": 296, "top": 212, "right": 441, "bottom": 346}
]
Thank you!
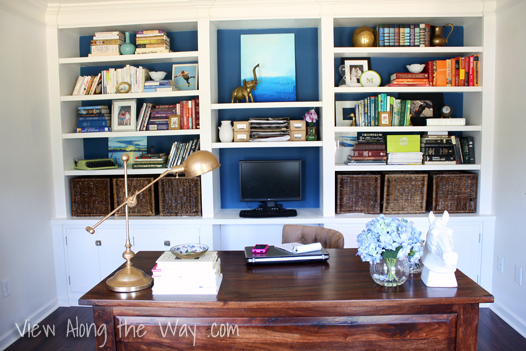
[
  {"left": 120, "top": 32, "right": 135, "bottom": 55},
  {"left": 370, "top": 257, "right": 410, "bottom": 287},
  {"left": 218, "top": 120, "right": 233, "bottom": 142},
  {"left": 306, "top": 126, "right": 317, "bottom": 141}
]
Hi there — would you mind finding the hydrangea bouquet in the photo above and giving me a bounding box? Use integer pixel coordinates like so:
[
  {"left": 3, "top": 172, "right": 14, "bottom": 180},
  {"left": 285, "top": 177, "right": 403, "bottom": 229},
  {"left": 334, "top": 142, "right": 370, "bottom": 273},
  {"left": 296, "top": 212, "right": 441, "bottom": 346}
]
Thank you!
[{"left": 357, "top": 215, "right": 423, "bottom": 282}]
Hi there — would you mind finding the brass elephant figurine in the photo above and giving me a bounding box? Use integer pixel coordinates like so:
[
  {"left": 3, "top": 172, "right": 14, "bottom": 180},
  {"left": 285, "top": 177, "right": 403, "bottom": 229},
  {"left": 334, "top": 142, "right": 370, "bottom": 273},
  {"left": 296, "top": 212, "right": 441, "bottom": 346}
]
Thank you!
[{"left": 231, "top": 64, "right": 260, "bottom": 103}]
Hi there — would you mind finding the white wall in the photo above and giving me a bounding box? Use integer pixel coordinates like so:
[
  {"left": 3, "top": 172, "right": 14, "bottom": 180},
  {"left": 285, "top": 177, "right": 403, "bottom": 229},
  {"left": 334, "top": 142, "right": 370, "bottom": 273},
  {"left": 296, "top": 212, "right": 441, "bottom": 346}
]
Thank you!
[
  {"left": 491, "top": 0, "right": 526, "bottom": 338},
  {"left": 0, "top": 6, "right": 57, "bottom": 349}
]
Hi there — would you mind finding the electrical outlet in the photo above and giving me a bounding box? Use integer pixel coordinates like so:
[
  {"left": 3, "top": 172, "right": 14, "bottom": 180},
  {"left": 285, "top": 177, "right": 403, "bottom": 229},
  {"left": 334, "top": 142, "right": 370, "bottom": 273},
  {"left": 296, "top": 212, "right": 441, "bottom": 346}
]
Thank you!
[
  {"left": 2, "top": 278, "right": 10, "bottom": 298},
  {"left": 498, "top": 256, "right": 504, "bottom": 274},
  {"left": 516, "top": 266, "right": 523, "bottom": 286}
]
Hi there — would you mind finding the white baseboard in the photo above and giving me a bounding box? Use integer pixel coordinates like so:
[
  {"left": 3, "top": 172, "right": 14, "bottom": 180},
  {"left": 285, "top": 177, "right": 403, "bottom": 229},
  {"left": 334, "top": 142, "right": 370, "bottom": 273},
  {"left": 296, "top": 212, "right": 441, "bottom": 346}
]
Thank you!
[
  {"left": 0, "top": 298, "right": 59, "bottom": 351},
  {"left": 491, "top": 301, "right": 526, "bottom": 339}
]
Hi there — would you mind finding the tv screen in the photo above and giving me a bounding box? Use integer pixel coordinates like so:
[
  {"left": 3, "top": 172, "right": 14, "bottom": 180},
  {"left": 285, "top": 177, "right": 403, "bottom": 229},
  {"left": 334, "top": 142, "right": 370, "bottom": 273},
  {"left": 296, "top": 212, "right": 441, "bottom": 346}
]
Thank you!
[{"left": 239, "top": 160, "right": 302, "bottom": 203}]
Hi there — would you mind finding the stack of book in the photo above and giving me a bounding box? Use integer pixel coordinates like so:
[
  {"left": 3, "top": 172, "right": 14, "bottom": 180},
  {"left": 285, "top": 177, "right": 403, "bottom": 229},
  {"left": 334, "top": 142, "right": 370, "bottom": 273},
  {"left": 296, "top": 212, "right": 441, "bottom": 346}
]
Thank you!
[
  {"left": 421, "top": 134, "right": 475, "bottom": 164},
  {"left": 135, "top": 30, "right": 170, "bottom": 55},
  {"left": 72, "top": 65, "right": 149, "bottom": 95},
  {"left": 76, "top": 105, "right": 111, "bottom": 133},
  {"left": 144, "top": 104, "right": 176, "bottom": 131},
  {"left": 248, "top": 117, "right": 290, "bottom": 141},
  {"left": 167, "top": 138, "right": 200, "bottom": 168},
  {"left": 346, "top": 133, "right": 386, "bottom": 164},
  {"left": 424, "top": 56, "right": 479, "bottom": 87},
  {"left": 71, "top": 75, "right": 101, "bottom": 96},
  {"left": 132, "top": 152, "right": 167, "bottom": 169},
  {"left": 377, "top": 23, "right": 430, "bottom": 47},
  {"left": 89, "top": 31, "right": 123, "bottom": 57},
  {"left": 152, "top": 251, "right": 222, "bottom": 295},
  {"left": 387, "top": 72, "right": 430, "bottom": 87},
  {"left": 143, "top": 79, "right": 176, "bottom": 92}
]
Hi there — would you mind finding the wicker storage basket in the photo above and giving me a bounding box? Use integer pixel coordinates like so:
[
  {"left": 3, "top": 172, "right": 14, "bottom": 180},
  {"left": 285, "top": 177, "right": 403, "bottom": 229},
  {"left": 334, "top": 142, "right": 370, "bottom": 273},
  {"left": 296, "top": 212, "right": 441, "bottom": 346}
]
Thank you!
[
  {"left": 70, "top": 177, "right": 112, "bottom": 217},
  {"left": 159, "top": 176, "right": 202, "bottom": 216},
  {"left": 383, "top": 173, "right": 428, "bottom": 214},
  {"left": 428, "top": 172, "right": 478, "bottom": 213},
  {"left": 336, "top": 172, "right": 381, "bottom": 214},
  {"left": 113, "top": 177, "right": 157, "bottom": 216}
]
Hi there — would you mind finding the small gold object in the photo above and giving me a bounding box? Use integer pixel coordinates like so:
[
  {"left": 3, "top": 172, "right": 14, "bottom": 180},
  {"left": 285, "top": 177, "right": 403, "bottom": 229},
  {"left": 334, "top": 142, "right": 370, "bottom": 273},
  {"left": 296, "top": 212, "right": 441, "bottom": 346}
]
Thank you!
[
  {"left": 231, "top": 64, "right": 260, "bottom": 103},
  {"left": 352, "top": 27, "right": 376, "bottom": 47},
  {"left": 348, "top": 113, "right": 356, "bottom": 126},
  {"left": 431, "top": 24, "right": 454, "bottom": 47},
  {"left": 86, "top": 150, "right": 220, "bottom": 292},
  {"left": 116, "top": 82, "right": 131, "bottom": 94}
]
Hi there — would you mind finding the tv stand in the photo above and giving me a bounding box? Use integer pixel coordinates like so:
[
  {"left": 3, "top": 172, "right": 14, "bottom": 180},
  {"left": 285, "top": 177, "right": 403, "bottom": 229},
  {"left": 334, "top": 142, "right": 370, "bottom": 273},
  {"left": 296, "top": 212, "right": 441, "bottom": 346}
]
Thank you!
[{"left": 239, "top": 203, "right": 297, "bottom": 218}]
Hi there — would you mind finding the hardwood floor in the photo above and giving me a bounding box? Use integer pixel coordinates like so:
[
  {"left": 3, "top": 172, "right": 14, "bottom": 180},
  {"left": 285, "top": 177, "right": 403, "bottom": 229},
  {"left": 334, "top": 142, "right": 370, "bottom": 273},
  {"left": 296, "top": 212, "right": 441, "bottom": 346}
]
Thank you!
[{"left": 5, "top": 307, "right": 526, "bottom": 350}]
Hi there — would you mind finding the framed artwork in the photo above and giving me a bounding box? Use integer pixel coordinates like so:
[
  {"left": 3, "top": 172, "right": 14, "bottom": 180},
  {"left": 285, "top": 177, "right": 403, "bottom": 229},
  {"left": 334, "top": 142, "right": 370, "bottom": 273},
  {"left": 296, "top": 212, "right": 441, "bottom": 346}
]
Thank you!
[
  {"left": 240, "top": 33, "right": 296, "bottom": 102},
  {"left": 172, "top": 63, "right": 198, "bottom": 90},
  {"left": 112, "top": 99, "right": 137, "bottom": 132},
  {"left": 108, "top": 136, "right": 147, "bottom": 167},
  {"left": 336, "top": 101, "right": 360, "bottom": 126},
  {"left": 398, "top": 93, "right": 444, "bottom": 126},
  {"left": 341, "top": 57, "right": 371, "bottom": 87},
  {"left": 379, "top": 111, "right": 392, "bottom": 126},
  {"left": 169, "top": 115, "right": 180, "bottom": 130}
]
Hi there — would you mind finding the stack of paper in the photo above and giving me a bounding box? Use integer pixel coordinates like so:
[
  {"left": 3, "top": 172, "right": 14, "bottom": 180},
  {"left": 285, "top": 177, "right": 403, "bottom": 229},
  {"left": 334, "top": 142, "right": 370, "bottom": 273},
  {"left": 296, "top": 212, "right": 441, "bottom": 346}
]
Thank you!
[
  {"left": 275, "top": 242, "right": 323, "bottom": 254},
  {"left": 152, "top": 251, "right": 222, "bottom": 295},
  {"left": 249, "top": 117, "right": 290, "bottom": 141}
]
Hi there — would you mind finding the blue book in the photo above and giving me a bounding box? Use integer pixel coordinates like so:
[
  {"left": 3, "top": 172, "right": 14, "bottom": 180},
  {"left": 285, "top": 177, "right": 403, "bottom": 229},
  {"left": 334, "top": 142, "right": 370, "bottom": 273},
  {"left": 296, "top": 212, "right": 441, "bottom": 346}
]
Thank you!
[
  {"left": 77, "top": 105, "right": 109, "bottom": 110},
  {"left": 76, "top": 127, "right": 111, "bottom": 133},
  {"left": 78, "top": 120, "right": 110, "bottom": 128},
  {"left": 78, "top": 116, "right": 111, "bottom": 121},
  {"left": 147, "top": 123, "right": 169, "bottom": 130}
]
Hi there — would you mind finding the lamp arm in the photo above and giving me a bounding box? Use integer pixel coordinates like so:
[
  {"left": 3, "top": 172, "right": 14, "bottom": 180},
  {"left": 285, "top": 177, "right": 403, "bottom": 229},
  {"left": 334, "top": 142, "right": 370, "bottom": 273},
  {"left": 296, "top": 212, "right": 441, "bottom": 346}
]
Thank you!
[{"left": 86, "top": 164, "right": 185, "bottom": 234}]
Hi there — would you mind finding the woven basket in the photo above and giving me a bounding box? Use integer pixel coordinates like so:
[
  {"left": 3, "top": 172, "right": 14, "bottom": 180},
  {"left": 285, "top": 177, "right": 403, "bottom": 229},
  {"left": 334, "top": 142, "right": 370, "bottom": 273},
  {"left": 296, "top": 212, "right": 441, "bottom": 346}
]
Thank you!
[
  {"left": 159, "top": 176, "right": 202, "bottom": 216},
  {"left": 383, "top": 173, "right": 428, "bottom": 214},
  {"left": 428, "top": 172, "right": 478, "bottom": 213},
  {"left": 113, "top": 177, "right": 157, "bottom": 216},
  {"left": 70, "top": 177, "right": 112, "bottom": 217},
  {"left": 336, "top": 172, "right": 381, "bottom": 214}
]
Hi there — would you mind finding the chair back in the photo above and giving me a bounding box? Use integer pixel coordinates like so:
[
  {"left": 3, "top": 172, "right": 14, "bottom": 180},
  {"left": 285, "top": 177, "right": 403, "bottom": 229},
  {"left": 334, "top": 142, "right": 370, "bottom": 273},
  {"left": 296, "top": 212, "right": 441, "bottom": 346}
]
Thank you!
[{"left": 282, "top": 225, "right": 344, "bottom": 248}]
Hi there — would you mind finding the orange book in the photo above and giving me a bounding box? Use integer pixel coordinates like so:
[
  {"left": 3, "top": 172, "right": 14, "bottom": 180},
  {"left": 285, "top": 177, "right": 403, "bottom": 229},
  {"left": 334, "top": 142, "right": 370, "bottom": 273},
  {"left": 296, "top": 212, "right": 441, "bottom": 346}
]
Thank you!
[
  {"left": 435, "top": 60, "right": 447, "bottom": 86},
  {"left": 451, "top": 58, "right": 457, "bottom": 86}
]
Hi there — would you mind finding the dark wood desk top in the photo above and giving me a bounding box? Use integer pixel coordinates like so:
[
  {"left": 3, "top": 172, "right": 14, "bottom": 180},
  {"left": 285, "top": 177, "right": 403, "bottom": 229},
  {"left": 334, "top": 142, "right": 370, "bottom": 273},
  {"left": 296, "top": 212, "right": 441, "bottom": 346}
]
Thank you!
[{"left": 79, "top": 249, "right": 493, "bottom": 308}]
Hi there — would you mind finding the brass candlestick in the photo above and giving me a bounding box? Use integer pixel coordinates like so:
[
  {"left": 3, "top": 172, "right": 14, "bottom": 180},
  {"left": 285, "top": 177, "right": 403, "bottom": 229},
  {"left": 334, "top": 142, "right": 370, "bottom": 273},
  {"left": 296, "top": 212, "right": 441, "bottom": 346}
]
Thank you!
[{"left": 86, "top": 150, "right": 220, "bottom": 292}]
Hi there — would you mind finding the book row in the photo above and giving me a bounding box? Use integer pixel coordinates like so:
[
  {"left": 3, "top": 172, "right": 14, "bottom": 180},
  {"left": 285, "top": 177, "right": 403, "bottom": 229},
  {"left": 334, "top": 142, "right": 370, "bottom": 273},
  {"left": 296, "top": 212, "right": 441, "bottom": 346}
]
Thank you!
[
  {"left": 167, "top": 138, "right": 200, "bottom": 169},
  {"left": 137, "top": 98, "right": 199, "bottom": 131},
  {"left": 376, "top": 23, "right": 431, "bottom": 47},
  {"left": 87, "top": 30, "right": 172, "bottom": 57},
  {"left": 71, "top": 65, "right": 152, "bottom": 96}
]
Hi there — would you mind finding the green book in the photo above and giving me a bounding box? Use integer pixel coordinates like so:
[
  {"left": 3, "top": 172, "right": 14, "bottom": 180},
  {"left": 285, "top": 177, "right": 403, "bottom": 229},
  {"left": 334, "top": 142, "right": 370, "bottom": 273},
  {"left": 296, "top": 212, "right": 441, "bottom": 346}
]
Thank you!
[{"left": 387, "top": 135, "right": 421, "bottom": 153}]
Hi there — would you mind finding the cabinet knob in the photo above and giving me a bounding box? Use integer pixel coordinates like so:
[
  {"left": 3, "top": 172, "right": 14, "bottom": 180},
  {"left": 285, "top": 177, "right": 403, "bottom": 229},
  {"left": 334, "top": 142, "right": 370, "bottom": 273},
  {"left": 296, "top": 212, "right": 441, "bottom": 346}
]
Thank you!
[
  {"left": 164, "top": 240, "right": 171, "bottom": 247},
  {"left": 95, "top": 240, "right": 101, "bottom": 246}
]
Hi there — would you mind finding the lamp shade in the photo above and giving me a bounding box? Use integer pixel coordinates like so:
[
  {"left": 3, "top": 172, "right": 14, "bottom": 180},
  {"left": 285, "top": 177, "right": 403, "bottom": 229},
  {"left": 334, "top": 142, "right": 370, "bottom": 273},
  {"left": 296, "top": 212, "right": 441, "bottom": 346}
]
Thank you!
[{"left": 182, "top": 150, "right": 220, "bottom": 177}]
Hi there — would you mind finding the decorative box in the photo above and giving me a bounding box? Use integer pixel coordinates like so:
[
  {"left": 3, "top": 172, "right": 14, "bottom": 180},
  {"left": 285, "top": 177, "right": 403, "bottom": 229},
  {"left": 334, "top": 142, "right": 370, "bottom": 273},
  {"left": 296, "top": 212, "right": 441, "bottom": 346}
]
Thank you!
[
  {"left": 159, "top": 176, "right": 202, "bottom": 216},
  {"left": 383, "top": 172, "right": 428, "bottom": 214},
  {"left": 290, "top": 131, "right": 306, "bottom": 141},
  {"left": 233, "top": 121, "right": 249, "bottom": 131},
  {"left": 428, "top": 172, "right": 478, "bottom": 213},
  {"left": 234, "top": 131, "right": 250, "bottom": 142},
  {"left": 336, "top": 172, "right": 381, "bottom": 214},
  {"left": 386, "top": 135, "right": 421, "bottom": 153},
  {"left": 289, "top": 120, "right": 306, "bottom": 131},
  {"left": 70, "top": 177, "right": 112, "bottom": 217},
  {"left": 113, "top": 177, "right": 157, "bottom": 216}
]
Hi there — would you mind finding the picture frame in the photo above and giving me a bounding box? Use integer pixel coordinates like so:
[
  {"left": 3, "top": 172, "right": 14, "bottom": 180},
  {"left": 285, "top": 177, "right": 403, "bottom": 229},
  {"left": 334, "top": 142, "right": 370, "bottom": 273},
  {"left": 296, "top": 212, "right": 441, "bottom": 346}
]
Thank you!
[
  {"left": 172, "top": 63, "right": 198, "bottom": 91},
  {"left": 341, "top": 57, "right": 371, "bottom": 87},
  {"left": 169, "top": 115, "right": 180, "bottom": 130},
  {"left": 336, "top": 101, "right": 360, "bottom": 126},
  {"left": 112, "top": 99, "right": 137, "bottom": 132},
  {"left": 379, "top": 111, "right": 391, "bottom": 126}
]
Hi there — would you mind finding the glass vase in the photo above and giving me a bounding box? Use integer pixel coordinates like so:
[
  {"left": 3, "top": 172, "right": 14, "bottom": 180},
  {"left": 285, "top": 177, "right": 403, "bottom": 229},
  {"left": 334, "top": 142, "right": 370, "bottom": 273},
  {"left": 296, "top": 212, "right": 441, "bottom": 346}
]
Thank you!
[
  {"left": 306, "top": 126, "right": 317, "bottom": 141},
  {"left": 369, "top": 257, "right": 410, "bottom": 287},
  {"left": 410, "top": 257, "right": 423, "bottom": 274}
]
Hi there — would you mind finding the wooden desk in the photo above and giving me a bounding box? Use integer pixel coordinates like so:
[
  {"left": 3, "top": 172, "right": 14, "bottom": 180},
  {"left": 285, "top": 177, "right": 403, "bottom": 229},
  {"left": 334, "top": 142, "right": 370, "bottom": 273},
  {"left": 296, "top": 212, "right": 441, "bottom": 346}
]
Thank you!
[{"left": 79, "top": 250, "right": 493, "bottom": 350}]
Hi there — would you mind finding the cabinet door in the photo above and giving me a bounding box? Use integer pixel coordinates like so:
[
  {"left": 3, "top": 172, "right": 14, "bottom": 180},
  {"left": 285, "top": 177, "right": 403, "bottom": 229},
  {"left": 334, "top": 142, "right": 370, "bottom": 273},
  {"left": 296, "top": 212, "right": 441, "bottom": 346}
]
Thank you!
[
  {"left": 133, "top": 226, "right": 201, "bottom": 252},
  {"left": 449, "top": 224, "right": 481, "bottom": 284},
  {"left": 65, "top": 228, "right": 102, "bottom": 293},
  {"left": 97, "top": 229, "right": 127, "bottom": 279}
]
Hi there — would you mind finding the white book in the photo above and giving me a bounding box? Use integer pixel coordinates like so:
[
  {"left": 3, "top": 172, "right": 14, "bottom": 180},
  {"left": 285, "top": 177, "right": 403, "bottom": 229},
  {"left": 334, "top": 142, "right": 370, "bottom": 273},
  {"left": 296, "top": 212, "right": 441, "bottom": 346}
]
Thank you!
[
  {"left": 155, "top": 251, "right": 219, "bottom": 270},
  {"left": 274, "top": 242, "right": 323, "bottom": 254},
  {"left": 426, "top": 118, "right": 466, "bottom": 126},
  {"left": 72, "top": 76, "right": 84, "bottom": 95},
  {"left": 152, "top": 275, "right": 222, "bottom": 295}
]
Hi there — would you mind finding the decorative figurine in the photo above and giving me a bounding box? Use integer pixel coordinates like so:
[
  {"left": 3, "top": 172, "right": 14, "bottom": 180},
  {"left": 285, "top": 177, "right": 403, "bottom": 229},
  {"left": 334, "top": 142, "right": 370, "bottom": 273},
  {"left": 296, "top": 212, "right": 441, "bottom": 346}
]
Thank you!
[
  {"left": 421, "top": 211, "right": 459, "bottom": 287},
  {"left": 231, "top": 64, "right": 260, "bottom": 103},
  {"left": 348, "top": 113, "right": 356, "bottom": 126}
]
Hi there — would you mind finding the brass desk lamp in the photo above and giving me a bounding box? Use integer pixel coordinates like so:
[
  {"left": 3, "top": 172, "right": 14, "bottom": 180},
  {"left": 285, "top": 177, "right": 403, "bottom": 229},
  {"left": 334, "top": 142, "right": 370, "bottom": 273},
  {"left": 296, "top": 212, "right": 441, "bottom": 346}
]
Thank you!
[{"left": 86, "top": 150, "right": 220, "bottom": 292}]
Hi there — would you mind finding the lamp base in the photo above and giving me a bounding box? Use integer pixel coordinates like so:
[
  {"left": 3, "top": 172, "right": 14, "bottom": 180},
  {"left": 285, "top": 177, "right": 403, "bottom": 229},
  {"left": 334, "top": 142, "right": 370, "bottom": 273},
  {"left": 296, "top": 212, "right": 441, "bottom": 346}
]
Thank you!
[{"left": 105, "top": 265, "right": 153, "bottom": 292}]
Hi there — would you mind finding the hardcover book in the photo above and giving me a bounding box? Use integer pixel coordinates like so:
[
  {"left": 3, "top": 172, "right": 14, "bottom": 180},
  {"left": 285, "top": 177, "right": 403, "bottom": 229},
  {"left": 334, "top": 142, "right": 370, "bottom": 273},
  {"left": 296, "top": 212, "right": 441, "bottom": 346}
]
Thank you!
[{"left": 386, "top": 135, "right": 420, "bottom": 153}]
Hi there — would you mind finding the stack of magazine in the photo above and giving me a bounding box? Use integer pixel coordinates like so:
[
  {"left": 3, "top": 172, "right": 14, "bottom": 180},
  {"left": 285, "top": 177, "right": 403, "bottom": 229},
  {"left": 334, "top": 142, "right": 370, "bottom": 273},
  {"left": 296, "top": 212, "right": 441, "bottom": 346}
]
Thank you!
[
  {"left": 151, "top": 251, "right": 222, "bottom": 295},
  {"left": 249, "top": 117, "right": 290, "bottom": 141}
]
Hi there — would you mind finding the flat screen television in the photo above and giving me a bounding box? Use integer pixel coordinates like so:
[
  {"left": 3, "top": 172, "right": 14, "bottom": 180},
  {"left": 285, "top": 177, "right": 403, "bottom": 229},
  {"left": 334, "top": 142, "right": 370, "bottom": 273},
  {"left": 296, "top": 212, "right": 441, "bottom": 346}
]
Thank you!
[{"left": 239, "top": 159, "right": 302, "bottom": 208}]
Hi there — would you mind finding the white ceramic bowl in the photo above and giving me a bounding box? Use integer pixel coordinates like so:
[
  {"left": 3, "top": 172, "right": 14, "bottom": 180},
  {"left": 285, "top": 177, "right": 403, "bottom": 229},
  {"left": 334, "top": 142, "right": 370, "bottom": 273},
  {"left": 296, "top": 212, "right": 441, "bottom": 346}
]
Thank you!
[
  {"left": 170, "top": 243, "right": 209, "bottom": 259},
  {"left": 406, "top": 64, "right": 425, "bottom": 73},
  {"left": 149, "top": 71, "right": 167, "bottom": 81}
]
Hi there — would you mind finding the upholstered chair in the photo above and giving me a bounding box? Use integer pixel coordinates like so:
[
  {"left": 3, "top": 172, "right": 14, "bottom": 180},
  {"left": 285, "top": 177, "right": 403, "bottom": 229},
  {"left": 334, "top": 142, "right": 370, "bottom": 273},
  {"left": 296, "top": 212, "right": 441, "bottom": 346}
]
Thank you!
[{"left": 282, "top": 225, "right": 345, "bottom": 248}]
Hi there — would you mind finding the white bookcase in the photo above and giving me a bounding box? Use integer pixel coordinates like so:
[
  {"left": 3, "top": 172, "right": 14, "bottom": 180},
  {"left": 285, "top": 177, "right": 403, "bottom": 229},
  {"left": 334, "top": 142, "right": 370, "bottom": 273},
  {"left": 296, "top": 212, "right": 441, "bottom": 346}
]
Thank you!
[{"left": 46, "top": 1, "right": 496, "bottom": 305}]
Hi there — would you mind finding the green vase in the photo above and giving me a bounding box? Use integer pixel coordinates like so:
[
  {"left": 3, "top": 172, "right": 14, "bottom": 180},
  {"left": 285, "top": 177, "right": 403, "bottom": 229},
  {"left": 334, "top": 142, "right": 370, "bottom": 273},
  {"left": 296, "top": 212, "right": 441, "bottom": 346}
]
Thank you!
[
  {"left": 120, "top": 32, "right": 135, "bottom": 55},
  {"left": 306, "top": 126, "right": 317, "bottom": 141}
]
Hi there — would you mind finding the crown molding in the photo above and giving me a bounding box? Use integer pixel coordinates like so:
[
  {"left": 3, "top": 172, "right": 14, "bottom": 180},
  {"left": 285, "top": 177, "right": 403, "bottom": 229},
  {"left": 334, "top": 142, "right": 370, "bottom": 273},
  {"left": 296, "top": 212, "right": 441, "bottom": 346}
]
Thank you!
[{"left": 0, "top": 0, "right": 47, "bottom": 25}]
